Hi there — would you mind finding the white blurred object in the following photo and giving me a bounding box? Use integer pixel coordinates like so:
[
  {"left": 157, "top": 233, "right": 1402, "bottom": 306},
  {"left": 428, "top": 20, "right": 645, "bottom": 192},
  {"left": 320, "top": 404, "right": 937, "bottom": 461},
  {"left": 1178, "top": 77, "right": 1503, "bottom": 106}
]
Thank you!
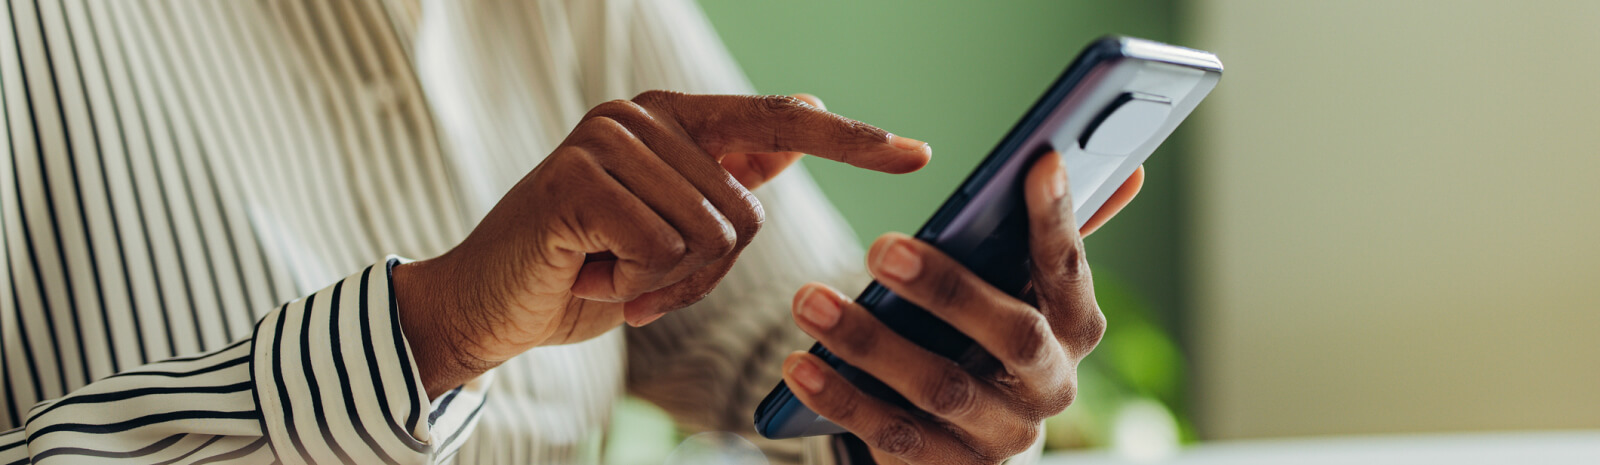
[
  {"left": 662, "top": 432, "right": 769, "bottom": 465},
  {"left": 1111, "top": 399, "right": 1181, "bottom": 462},
  {"left": 1042, "top": 431, "right": 1600, "bottom": 465}
]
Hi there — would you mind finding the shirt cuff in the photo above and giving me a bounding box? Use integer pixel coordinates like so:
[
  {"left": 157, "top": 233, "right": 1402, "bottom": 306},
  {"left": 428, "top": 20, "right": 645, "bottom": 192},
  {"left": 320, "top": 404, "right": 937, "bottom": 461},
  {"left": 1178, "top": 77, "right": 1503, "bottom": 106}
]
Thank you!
[{"left": 251, "top": 257, "right": 488, "bottom": 463}]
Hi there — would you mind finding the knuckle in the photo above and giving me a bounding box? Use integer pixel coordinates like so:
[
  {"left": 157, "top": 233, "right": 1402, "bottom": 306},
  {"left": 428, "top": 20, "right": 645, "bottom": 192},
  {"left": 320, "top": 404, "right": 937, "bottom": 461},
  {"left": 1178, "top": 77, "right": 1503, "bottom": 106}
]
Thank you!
[
  {"left": 755, "top": 94, "right": 808, "bottom": 113},
  {"left": 870, "top": 415, "right": 924, "bottom": 457},
  {"left": 544, "top": 147, "right": 608, "bottom": 188},
  {"left": 1007, "top": 312, "right": 1056, "bottom": 369},
  {"left": 992, "top": 423, "right": 1041, "bottom": 459},
  {"left": 1057, "top": 307, "right": 1108, "bottom": 358},
  {"left": 630, "top": 89, "right": 680, "bottom": 108},
  {"left": 828, "top": 317, "right": 879, "bottom": 358},
  {"left": 586, "top": 99, "right": 653, "bottom": 127},
  {"left": 729, "top": 191, "right": 765, "bottom": 243},
  {"left": 575, "top": 116, "right": 634, "bottom": 143},
  {"left": 923, "top": 368, "right": 978, "bottom": 419},
  {"left": 927, "top": 266, "right": 967, "bottom": 308},
  {"left": 661, "top": 235, "right": 688, "bottom": 263},
  {"left": 695, "top": 212, "right": 738, "bottom": 259},
  {"left": 1076, "top": 309, "right": 1108, "bottom": 353},
  {"left": 1035, "top": 242, "right": 1090, "bottom": 293},
  {"left": 1059, "top": 242, "right": 1090, "bottom": 281},
  {"left": 707, "top": 225, "right": 738, "bottom": 258},
  {"left": 1043, "top": 379, "right": 1078, "bottom": 414},
  {"left": 642, "top": 234, "right": 688, "bottom": 270},
  {"left": 750, "top": 95, "right": 808, "bottom": 152},
  {"left": 823, "top": 390, "right": 861, "bottom": 423}
]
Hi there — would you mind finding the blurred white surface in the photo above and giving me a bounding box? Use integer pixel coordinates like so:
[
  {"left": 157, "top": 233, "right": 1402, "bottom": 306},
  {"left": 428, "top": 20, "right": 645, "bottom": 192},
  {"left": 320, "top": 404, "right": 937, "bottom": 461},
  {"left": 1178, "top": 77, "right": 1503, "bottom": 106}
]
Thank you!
[{"left": 1039, "top": 431, "right": 1600, "bottom": 465}]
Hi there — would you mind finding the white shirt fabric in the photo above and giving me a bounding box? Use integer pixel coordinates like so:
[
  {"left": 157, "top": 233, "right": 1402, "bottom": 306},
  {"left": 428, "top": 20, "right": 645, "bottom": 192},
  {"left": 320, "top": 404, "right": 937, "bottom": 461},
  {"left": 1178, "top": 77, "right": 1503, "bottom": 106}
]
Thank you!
[{"left": 0, "top": 0, "right": 1042, "bottom": 463}]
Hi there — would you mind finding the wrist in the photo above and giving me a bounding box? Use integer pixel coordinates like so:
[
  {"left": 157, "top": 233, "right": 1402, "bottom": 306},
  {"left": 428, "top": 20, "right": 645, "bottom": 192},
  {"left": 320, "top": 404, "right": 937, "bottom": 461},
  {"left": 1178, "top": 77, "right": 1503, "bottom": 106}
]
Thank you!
[{"left": 392, "top": 258, "right": 498, "bottom": 399}]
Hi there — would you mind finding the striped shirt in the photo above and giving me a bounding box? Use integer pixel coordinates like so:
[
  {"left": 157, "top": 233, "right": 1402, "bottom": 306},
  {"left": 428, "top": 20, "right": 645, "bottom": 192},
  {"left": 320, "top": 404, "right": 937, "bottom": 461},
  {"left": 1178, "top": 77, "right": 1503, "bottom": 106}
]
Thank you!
[{"left": 0, "top": 0, "right": 1043, "bottom": 463}]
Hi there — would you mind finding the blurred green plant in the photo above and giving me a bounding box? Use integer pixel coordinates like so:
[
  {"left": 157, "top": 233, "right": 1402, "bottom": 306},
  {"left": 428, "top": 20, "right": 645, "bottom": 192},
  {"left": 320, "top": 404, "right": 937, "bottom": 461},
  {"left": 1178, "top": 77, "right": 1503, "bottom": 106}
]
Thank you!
[{"left": 1045, "top": 271, "right": 1194, "bottom": 452}]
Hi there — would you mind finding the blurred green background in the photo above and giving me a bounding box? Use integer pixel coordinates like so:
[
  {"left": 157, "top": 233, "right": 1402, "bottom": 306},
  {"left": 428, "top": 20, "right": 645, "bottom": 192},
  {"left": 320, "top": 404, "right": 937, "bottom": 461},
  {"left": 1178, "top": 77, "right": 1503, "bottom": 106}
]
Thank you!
[
  {"left": 610, "top": 1, "right": 1600, "bottom": 463},
  {"left": 696, "top": 0, "right": 1195, "bottom": 450},
  {"left": 608, "top": 1, "right": 1195, "bottom": 462}
]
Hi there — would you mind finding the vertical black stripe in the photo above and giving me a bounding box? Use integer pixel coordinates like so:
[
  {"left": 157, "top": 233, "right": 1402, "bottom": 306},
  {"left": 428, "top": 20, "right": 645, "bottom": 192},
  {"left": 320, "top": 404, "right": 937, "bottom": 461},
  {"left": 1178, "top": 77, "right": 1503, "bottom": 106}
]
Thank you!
[
  {"left": 362, "top": 0, "right": 462, "bottom": 251},
  {"left": 0, "top": 329, "right": 15, "bottom": 427},
  {"left": 359, "top": 265, "right": 426, "bottom": 453},
  {"left": 163, "top": 2, "right": 269, "bottom": 324},
  {"left": 111, "top": 1, "right": 209, "bottom": 354},
  {"left": 27, "top": 0, "right": 100, "bottom": 386},
  {"left": 331, "top": 275, "right": 401, "bottom": 464},
  {"left": 7, "top": 0, "right": 72, "bottom": 396},
  {"left": 331, "top": 0, "right": 418, "bottom": 255},
  {"left": 209, "top": 2, "right": 300, "bottom": 303},
  {"left": 132, "top": 2, "right": 233, "bottom": 351},
  {"left": 300, "top": 283, "right": 351, "bottom": 463},
  {"left": 46, "top": 0, "right": 124, "bottom": 375},
  {"left": 76, "top": 0, "right": 148, "bottom": 365},
  {"left": 99, "top": 0, "right": 180, "bottom": 358},
  {"left": 289, "top": 0, "right": 385, "bottom": 261},
  {"left": 255, "top": 0, "right": 367, "bottom": 274},
  {"left": 384, "top": 260, "right": 422, "bottom": 434},
  {"left": 268, "top": 295, "right": 312, "bottom": 461},
  {"left": 0, "top": 13, "right": 29, "bottom": 426}
]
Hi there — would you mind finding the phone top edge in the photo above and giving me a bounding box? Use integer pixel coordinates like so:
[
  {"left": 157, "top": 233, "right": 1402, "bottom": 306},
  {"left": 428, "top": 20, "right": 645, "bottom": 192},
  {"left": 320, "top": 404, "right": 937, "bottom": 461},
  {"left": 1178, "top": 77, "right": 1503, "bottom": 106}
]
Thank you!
[
  {"left": 1115, "top": 35, "right": 1223, "bottom": 72},
  {"left": 912, "top": 37, "right": 1123, "bottom": 242}
]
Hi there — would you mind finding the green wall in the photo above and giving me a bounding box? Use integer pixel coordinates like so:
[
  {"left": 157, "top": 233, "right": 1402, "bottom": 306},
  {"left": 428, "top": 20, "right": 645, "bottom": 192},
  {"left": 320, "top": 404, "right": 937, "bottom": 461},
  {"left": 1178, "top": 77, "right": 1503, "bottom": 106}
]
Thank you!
[{"left": 696, "top": 0, "right": 1188, "bottom": 329}]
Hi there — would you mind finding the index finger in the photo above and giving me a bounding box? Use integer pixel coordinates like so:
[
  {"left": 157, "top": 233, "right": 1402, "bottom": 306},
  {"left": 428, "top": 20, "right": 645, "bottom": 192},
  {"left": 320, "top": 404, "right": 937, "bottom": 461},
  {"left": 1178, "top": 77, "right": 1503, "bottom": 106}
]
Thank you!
[{"left": 631, "top": 91, "right": 932, "bottom": 174}]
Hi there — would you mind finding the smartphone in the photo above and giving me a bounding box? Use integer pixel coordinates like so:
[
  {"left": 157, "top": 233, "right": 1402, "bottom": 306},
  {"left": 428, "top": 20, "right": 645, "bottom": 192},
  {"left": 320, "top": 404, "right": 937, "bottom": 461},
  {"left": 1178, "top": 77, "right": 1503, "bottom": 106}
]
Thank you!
[{"left": 753, "top": 36, "right": 1222, "bottom": 439}]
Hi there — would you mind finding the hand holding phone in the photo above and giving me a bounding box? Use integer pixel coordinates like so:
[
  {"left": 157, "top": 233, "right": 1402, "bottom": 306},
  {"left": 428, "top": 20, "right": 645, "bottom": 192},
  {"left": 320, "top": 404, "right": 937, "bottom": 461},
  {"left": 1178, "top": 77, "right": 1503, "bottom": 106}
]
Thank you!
[
  {"left": 753, "top": 37, "right": 1222, "bottom": 461},
  {"left": 783, "top": 150, "right": 1137, "bottom": 463}
]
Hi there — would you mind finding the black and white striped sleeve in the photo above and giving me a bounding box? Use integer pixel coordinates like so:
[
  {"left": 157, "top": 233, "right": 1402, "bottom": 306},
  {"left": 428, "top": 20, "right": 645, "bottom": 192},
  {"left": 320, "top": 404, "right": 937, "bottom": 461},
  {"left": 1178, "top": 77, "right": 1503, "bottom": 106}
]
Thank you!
[{"left": 0, "top": 258, "right": 489, "bottom": 464}]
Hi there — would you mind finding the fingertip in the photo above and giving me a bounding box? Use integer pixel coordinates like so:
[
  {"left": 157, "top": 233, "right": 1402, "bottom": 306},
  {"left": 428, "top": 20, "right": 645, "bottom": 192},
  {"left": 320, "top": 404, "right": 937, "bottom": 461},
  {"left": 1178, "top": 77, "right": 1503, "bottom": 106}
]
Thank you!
[
  {"left": 622, "top": 298, "right": 658, "bottom": 326},
  {"left": 1024, "top": 150, "right": 1069, "bottom": 210},
  {"left": 1125, "top": 165, "right": 1146, "bottom": 196},
  {"left": 784, "top": 352, "right": 827, "bottom": 394},
  {"left": 781, "top": 350, "right": 809, "bottom": 369},
  {"left": 892, "top": 153, "right": 934, "bottom": 174},
  {"left": 792, "top": 283, "right": 821, "bottom": 314},
  {"left": 847, "top": 135, "right": 932, "bottom": 174},
  {"left": 1079, "top": 164, "right": 1145, "bottom": 237},
  {"left": 866, "top": 232, "right": 914, "bottom": 268},
  {"left": 791, "top": 93, "right": 826, "bottom": 111}
]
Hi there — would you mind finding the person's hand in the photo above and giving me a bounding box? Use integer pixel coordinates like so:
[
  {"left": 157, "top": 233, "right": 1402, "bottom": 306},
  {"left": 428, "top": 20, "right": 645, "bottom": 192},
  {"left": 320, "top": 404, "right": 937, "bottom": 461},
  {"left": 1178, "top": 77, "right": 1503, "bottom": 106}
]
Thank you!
[
  {"left": 781, "top": 150, "right": 1144, "bottom": 464},
  {"left": 394, "top": 92, "right": 932, "bottom": 397}
]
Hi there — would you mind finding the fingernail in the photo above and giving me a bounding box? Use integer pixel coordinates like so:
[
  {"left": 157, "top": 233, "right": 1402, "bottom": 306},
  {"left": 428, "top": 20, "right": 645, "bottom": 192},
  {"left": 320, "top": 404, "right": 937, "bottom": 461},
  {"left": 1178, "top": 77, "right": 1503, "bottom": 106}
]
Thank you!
[
  {"left": 1053, "top": 161, "right": 1070, "bottom": 200},
  {"left": 792, "top": 94, "right": 825, "bottom": 111},
  {"left": 628, "top": 312, "right": 665, "bottom": 327},
  {"left": 888, "top": 134, "right": 932, "bottom": 157},
  {"left": 791, "top": 359, "right": 826, "bottom": 393},
  {"left": 878, "top": 241, "right": 922, "bottom": 281},
  {"left": 798, "top": 287, "right": 841, "bottom": 330}
]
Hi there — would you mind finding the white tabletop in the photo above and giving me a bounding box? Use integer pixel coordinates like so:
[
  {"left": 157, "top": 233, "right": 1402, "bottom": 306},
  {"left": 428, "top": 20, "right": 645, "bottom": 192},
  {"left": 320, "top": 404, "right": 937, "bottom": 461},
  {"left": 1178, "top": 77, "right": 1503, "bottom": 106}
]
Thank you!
[{"left": 1039, "top": 431, "right": 1600, "bottom": 465}]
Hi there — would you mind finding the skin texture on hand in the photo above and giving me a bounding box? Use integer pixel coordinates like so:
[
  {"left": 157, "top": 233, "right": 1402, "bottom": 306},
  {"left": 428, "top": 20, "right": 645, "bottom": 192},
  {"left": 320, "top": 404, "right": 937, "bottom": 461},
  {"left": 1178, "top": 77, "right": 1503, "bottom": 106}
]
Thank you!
[
  {"left": 781, "top": 151, "right": 1144, "bottom": 465},
  {"left": 392, "top": 92, "right": 932, "bottom": 398}
]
